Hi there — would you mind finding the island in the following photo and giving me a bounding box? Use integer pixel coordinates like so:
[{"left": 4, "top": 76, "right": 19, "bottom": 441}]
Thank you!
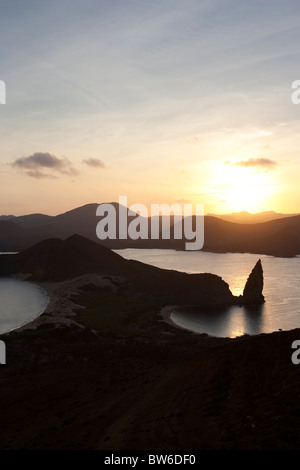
[{"left": 0, "top": 235, "right": 299, "bottom": 451}]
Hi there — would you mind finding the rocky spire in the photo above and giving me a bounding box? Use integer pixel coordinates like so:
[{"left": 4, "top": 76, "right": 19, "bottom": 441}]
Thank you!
[{"left": 242, "top": 259, "right": 264, "bottom": 305}]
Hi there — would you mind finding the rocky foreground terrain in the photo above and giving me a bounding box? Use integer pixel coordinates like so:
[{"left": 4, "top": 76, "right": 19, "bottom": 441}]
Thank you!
[
  {"left": 1, "top": 320, "right": 300, "bottom": 450},
  {"left": 0, "top": 235, "right": 299, "bottom": 450}
]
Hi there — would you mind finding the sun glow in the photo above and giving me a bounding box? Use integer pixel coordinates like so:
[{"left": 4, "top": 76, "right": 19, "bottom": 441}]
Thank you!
[{"left": 211, "top": 164, "right": 276, "bottom": 213}]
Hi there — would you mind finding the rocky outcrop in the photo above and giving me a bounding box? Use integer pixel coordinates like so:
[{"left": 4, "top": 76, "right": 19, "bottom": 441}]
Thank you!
[
  {"left": 0, "top": 235, "right": 264, "bottom": 309},
  {"left": 0, "top": 234, "right": 236, "bottom": 307},
  {"left": 242, "top": 259, "right": 264, "bottom": 305}
]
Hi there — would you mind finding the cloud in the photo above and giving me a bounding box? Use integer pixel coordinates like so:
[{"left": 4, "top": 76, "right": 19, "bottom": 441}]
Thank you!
[
  {"left": 11, "top": 152, "right": 78, "bottom": 178},
  {"left": 82, "top": 158, "right": 106, "bottom": 169},
  {"left": 236, "top": 130, "right": 272, "bottom": 139},
  {"left": 26, "top": 170, "right": 58, "bottom": 179},
  {"left": 225, "top": 158, "right": 277, "bottom": 171}
]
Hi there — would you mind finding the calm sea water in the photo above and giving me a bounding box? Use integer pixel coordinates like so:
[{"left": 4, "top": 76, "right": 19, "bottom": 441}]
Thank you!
[
  {"left": 0, "top": 277, "right": 49, "bottom": 334},
  {"left": 1, "top": 248, "right": 300, "bottom": 338},
  {"left": 115, "top": 249, "right": 300, "bottom": 338}
]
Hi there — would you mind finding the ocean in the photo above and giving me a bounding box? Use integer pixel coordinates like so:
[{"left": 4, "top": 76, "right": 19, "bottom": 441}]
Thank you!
[
  {"left": 115, "top": 249, "right": 300, "bottom": 338},
  {"left": 0, "top": 277, "right": 49, "bottom": 334},
  {"left": 1, "top": 248, "right": 300, "bottom": 338}
]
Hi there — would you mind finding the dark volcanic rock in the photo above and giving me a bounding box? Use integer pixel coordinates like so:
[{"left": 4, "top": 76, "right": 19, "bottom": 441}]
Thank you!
[
  {"left": 0, "top": 234, "right": 235, "bottom": 307},
  {"left": 242, "top": 259, "right": 264, "bottom": 305},
  {"left": 129, "top": 262, "right": 235, "bottom": 307}
]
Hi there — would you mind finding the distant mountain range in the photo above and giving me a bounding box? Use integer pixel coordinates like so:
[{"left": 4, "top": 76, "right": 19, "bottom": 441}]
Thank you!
[
  {"left": 0, "top": 203, "right": 300, "bottom": 257},
  {"left": 207, "top": 211, "right": 299, "bottom": 224}
]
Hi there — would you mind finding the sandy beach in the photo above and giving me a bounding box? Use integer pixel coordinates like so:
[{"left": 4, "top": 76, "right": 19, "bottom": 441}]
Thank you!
[
  {"left": 14, "top": 272, "right": 190, "bottom": 336},
  {"left": 14, "top": 273, "right": 117, "bottom": 332},
  {"left": 2, "top": 269, "right": 300, "bottom": 450},
  {"left": 159, "top": 304, "right": 198, "bottom": 334}
]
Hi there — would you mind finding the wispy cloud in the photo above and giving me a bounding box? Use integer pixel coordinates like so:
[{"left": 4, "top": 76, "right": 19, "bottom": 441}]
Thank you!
[
  {"left": 225, "top": 158, "right": 277, "bottom": 171},
  {"left": 26, "top": 170, "right": 58, "bottom": 179},
  {"left": 11, "top": 152, "right": 78, "bottom": 178},
  {"left": 235, "top": 130, "right": 272, "bottom": 140},
  {"left": 82, "top": 158, "right": 106, "bottom": 169}
]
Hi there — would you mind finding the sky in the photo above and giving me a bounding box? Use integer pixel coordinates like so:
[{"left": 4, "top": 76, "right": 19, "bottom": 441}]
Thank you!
[{"left": 1, "top": 0, "right": 300, "bottom": 216}]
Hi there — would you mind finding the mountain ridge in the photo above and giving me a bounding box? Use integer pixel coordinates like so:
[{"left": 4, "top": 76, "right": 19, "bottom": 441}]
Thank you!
[{"left": 0, "top": 203, "right": 299, "bottom": 257}]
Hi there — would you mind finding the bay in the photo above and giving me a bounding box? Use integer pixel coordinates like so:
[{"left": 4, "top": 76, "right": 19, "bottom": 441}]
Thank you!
[
  {"left": 0, "top": 277, "right": 49, "bottom": 334},
  {"left": 115, "top": 249, "right": 300, "bottom": 338}
]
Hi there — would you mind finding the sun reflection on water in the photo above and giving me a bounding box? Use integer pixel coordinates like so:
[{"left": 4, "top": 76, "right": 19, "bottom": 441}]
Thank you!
[
  {"left": 229, "top": 275, "right": 248, "bottom": 297},
  {"left": 230, "top": 327, "right": 245, "bottom": 338}
]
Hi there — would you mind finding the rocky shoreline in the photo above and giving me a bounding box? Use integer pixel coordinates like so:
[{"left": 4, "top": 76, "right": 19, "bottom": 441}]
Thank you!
[
  {"left": 14, "top": 273, "right": 118, "bottom": 332},
  {"left": 2, "top": 310, "right": 300, "bottom": 450},
  {"left": 1, "top": 238, "right": 299, "bottom": 450}
]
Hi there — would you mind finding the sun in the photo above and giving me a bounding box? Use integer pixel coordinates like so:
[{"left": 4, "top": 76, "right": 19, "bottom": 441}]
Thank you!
[
  {"left": 225, "top": 178, "right": 272, "bottom": 213},
  {"left": 212, "top": 164, "right": 275, "bottom": 213}
]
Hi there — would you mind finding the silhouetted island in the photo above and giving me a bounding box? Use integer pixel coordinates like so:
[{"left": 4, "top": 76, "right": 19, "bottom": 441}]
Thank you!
[
  {"left": 0, "top": 202, "right": 300, "bottom": 257},
  {"left": 0, "top": 234, "right": 264, "bottom": 307},
  {"left": 2, "top": 235, "right": 300, "bottom": 451},
  {"left": 242, "top": 259, "right": 265, "bottom": 305}
]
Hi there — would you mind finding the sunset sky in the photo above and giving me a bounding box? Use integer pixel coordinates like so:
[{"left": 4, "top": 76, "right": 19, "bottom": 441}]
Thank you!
[{"left": 1, "top": 0, "right": 300, "bottom": 216}]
